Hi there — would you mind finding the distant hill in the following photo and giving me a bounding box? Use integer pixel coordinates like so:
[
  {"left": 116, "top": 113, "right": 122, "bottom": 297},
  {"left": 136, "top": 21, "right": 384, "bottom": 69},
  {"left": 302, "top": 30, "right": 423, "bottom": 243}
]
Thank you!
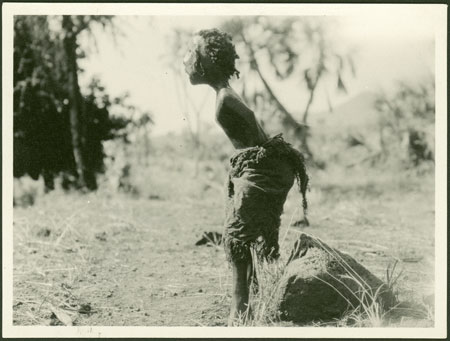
[
  {"left": 310, "top": 92, "right": 380, "bottom": 131},
  {"left": 153, "top": 91, "right": 381, "bottom": 144}
]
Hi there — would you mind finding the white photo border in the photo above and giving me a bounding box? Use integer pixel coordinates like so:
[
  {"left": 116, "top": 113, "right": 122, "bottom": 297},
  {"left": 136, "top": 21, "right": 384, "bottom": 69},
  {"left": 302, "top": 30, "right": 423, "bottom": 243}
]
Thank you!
[{"left": 2, "top": 3, "right": 447, "bottom": 338}]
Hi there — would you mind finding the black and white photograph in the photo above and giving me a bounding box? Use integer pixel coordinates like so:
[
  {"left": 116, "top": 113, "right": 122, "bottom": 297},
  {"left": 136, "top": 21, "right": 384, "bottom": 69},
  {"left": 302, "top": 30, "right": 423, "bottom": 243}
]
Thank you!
[{"left": 2, "top": 3, "right": 447, "bottom": 338}]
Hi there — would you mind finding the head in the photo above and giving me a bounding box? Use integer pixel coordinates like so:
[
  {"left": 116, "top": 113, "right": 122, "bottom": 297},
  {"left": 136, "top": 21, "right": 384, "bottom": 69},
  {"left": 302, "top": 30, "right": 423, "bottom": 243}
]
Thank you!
[{"left": 183, "top": 28, "right": 240, "bottom": 86}]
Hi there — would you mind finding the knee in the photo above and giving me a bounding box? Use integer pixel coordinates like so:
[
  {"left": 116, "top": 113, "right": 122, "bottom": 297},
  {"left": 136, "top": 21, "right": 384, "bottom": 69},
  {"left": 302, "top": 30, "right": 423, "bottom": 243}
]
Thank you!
[{"left": 224, "top": 236, "right": 252, "bottom": 264}]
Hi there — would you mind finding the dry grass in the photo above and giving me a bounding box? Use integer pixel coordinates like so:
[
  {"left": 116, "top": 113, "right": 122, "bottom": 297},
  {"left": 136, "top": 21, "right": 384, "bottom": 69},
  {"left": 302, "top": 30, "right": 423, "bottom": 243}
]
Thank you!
[
  {"left": 228, "top": 164, "right": 435, "bottom": 327},
  {"left": 235, "top": 244, "right": 433, "bottom": 328},
  {"left": 12, "top": 153, "right": 435, "bottom": 327}
]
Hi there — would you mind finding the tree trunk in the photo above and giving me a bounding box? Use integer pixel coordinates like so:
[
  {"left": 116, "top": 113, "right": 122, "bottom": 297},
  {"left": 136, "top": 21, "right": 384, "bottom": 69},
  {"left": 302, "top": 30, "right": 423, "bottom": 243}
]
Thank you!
[
  {"left": 242, "top": 35, "right": 313, "bottom": 161},
  {"left": 253, "top": 60, "right": 313, "bottom": 161},
  {"left": 144, "top": 125, "right": 150, "bottom": 167},
  {"left": 299, "top": 62, "right": 324, "bottom": 164},
  {"left": 302, "top": 85, "right": 315, "bottom": 125},
  {"left": 43, "top": 169, "right": 55, "bottom": 193},
  {"left": 179, "top": 75, "right": 206, "bottom": 178},
  {"left": 62, "top": 16, "right": 96, "bottom": 190}
]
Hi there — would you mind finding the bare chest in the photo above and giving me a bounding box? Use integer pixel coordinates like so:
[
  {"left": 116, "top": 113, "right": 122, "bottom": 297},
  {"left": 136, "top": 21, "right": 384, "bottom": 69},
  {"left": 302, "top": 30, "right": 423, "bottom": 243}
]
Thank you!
[{"left": 215, "top": 105, "right": 267, "bottom": 149}]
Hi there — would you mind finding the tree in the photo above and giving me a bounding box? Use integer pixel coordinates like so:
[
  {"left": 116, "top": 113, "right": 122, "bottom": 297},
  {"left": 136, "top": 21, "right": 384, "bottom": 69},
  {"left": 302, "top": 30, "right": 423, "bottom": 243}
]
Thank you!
[
  {"left": 14, "top": 16, "right": 73, "bottom": 190},
  {"left": 374, "top": 77, "right": 435, "bottom": 167},
  {"left": 61, "top": 15, "right": 90, "bottom": 188},
  {"left": 133, "top": 111, "right": 154, "bottom": 167},
  {"left": 14, "top": 15, "right": 132, "bottom": 191},
  {"left": 165, "top": 28, "right": 210, "bottom": 177},
  {"left": 221, "top": 16, "right": 355, "bottom": 164},
  {"left": 61, "top": 15, "right": 119, "bottom": 189}
]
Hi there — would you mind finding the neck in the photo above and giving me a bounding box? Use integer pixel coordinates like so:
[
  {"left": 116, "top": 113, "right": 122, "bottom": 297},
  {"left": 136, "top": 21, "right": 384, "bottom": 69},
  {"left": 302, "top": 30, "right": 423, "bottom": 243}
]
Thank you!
[{"left": 210, "top": 79, "right": 230, "bottom": 93}]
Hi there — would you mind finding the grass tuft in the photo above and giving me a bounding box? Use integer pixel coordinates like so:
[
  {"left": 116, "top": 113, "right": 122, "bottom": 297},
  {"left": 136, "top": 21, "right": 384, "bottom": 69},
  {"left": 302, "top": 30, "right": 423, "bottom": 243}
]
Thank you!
[{"left": 234, "top": 232, "right": 432, "bottom": 328}]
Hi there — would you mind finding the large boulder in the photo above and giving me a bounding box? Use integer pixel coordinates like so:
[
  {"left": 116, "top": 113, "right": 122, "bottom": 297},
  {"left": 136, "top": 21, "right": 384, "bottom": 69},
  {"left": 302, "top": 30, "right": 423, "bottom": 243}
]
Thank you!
[{"left": 276, "top": 233, "right": 397, "bottom": 323}]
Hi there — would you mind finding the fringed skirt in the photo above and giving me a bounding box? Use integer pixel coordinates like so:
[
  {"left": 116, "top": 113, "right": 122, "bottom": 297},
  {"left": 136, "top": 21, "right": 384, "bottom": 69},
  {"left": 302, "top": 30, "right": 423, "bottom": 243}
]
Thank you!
[{"left": 223, "top": 134, "right": 309, "bottom": 263}]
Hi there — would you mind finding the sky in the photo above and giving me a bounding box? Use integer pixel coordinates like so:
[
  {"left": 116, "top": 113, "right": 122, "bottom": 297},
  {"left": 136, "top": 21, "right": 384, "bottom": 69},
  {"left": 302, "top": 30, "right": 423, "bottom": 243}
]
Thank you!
[{"left": 78, "top": 11, "right": 435, "bottom": 136}]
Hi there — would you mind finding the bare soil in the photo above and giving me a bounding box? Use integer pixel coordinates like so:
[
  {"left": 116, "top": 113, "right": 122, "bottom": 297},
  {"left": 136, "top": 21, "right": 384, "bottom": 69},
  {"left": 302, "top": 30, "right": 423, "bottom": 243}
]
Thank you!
[{"left": 12, "top": 171, "right": 435, "bottom": 327}]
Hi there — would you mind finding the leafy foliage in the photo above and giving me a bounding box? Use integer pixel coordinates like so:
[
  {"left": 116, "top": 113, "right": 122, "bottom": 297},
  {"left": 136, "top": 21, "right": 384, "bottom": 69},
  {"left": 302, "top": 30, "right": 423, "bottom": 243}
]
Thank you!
[
  {"left": 165, "top": 17, "right": 353, "bottom": 165},
  {"left": 374, "top": 78, "right": 435, "bottom": 167},
  {"left": 14, "top": 16, "right": 133, "bottom": 190},
  {"left": 219, "top": 17, "right": 354, "bottom": 165},
  {"left": 221, "top": 17, "right": 354, "bottom": 123}
]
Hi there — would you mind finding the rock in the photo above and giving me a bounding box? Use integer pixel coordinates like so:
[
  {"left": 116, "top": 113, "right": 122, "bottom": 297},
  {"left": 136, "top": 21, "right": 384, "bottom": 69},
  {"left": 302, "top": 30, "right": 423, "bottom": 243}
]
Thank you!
[
  {"left": 195, "top": 231, "right": 222, "bottom": 246},
  {"left": 95, "top": 232, "right": 107, "bottom": 242},
  {"left": 49, "top": 305, "right": 73, "bottom": 326},
  {"left": 276, "top": 233, "right": 397, "bottom": 323},
  {"left": 36, "top": 227, "right": 51, "bottom": 237},
  {"left": 78, "top": 303, "right": 93, "bottom": 315}
]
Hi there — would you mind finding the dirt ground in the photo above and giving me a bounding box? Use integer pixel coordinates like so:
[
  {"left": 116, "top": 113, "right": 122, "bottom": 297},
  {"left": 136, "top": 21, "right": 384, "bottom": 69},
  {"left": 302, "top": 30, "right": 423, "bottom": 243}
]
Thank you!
[{"left": 12, "top": 169, "right": 435, "bottom": 327}]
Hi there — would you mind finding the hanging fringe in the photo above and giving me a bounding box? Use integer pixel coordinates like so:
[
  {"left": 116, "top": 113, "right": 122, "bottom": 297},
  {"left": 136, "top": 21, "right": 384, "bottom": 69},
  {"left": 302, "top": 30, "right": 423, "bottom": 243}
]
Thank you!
[{"left": 229, "top": 133, "right": 309, "bottom": 220}]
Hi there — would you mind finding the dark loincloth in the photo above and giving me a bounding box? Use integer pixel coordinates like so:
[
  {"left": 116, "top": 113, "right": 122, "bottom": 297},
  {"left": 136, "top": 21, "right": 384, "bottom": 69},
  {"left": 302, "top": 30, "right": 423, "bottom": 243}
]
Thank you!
[{"left": 223, "top": 134, "right": 309, "bottom": 263}]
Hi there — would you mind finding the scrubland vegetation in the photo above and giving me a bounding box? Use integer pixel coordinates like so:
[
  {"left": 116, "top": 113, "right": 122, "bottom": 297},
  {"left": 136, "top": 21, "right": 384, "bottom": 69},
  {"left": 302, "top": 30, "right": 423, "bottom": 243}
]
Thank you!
[{"left": 12, "top": 15, "right": 436, "bottom": 327}]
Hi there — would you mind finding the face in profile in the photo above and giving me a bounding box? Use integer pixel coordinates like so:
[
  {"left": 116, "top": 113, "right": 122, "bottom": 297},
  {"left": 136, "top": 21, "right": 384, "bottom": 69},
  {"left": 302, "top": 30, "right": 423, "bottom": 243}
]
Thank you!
[
  {"left": 183, "top": 35, "right": 208, "bottom": 85},
  {"left": 183, "top": 29, "right": 239, "bottom": 87}
]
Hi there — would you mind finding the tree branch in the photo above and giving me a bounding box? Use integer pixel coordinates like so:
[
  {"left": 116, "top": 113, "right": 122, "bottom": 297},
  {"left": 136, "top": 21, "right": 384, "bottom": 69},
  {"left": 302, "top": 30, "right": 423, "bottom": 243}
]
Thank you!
[{"left": 241, "top": 33, "right": 307, "bottom": 133}]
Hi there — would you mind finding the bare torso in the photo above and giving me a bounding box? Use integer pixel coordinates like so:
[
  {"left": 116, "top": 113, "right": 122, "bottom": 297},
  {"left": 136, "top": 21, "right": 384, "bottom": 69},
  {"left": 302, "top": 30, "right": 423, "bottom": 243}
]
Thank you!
[{"left": 215, "top": 88, "right": 268, "bottom": 149}]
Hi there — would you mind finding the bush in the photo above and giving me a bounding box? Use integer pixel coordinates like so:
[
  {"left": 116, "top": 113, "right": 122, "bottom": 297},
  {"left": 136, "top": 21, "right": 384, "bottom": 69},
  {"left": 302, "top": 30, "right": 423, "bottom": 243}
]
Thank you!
[{"left": 374, "top": 77, "right": 435, "bottom": 168}]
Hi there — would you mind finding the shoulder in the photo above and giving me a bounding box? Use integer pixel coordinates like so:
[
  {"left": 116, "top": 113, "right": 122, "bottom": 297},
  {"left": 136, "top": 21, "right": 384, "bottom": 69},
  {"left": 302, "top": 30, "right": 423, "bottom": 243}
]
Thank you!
[
  {"left": 217, "top": 88, "right": 236, "bottom": 107},
  {"left": 217, "top": 88, "right": 250, "bottom": 111}
]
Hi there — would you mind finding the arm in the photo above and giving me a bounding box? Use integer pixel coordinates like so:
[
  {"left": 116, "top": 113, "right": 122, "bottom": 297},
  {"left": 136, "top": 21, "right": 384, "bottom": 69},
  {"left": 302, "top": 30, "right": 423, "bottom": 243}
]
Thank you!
[{"left": 216, "top": 91, "right": 268, "bottom": 148}]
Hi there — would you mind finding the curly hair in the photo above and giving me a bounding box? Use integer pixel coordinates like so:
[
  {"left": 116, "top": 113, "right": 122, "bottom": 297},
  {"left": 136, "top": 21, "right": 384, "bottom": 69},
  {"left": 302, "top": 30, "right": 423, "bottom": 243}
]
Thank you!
[{"left": 196, "top": 28, "right": 240, "bottom": 81}]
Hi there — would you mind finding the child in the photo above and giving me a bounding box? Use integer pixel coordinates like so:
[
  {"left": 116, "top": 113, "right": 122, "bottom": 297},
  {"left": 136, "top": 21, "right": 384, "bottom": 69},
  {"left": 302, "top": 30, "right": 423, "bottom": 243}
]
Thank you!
[{"left": 183, "top": 28, "right": 308, "bottom": 325}]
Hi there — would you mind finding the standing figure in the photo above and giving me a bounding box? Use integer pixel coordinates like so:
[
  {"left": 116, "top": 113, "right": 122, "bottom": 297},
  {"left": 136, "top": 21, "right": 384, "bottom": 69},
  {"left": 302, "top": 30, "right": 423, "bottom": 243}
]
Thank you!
[{"left": 183, "top": 28, "right": 309, "bottom": 326}]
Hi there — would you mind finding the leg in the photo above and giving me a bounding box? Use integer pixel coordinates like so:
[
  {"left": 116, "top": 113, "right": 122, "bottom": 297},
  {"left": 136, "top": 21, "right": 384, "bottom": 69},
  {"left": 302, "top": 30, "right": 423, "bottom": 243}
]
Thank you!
[
  {"left": 247, "top": 256, "right": 259, "bottom": 294},
  {"left": 228, "top": 257, "right": 252, "bottom": 326}
]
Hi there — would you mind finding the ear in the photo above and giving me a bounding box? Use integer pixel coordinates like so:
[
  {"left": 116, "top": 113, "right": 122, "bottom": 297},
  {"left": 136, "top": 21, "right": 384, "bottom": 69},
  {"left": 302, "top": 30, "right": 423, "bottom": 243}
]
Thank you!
[{"left": 195, "top": 54, "right": 205, "bottom": 77}]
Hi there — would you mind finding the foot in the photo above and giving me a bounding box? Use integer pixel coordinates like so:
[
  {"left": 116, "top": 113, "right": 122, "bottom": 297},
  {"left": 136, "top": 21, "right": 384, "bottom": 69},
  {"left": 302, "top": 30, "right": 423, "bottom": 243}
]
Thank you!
[{"left": 228, "top": 303, "right": 250, "bottom": 326}]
